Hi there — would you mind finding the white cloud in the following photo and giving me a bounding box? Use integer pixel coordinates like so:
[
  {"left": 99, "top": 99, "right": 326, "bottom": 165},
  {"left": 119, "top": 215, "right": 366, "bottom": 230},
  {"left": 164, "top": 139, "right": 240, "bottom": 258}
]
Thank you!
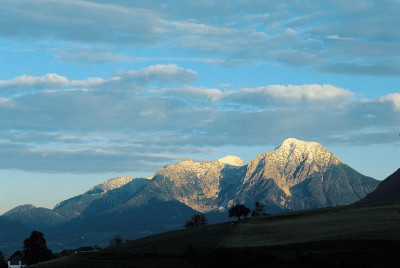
[
  {"left": 55, "top": 45, "right": 131, "bottom": 64},
  {"left": 325, "top": 35, "right": 353, "bottom": 40},
  {"left": 170, "top": 84, "right": 354, "bottom": 106},
  {"left": 0, "top": 65, "right": 197, "bottom": 95},
  {"left": 171, "top": 21, "right": 233, "bottom": 35},
  {"left": 1, "top": 1, "right": 400, "bottom": 75},
  {"left": 0, "top": 0, "right": 166, "bottom": 44},
  {"left": 0, "top": 73, "right": 69, "bottom": 92},
  {"left": 167, "top": 87, "right": 223, "bottom": 102},
  {"left": 114, "top": 64, "right": 197, "bottom": 86},
  {"left": 379, "top": 93, "right": 400, "bottom": 110},
  {"left": 0, "top": 87, "right": 399, "bottom": 173},
  {"left": 70, "top": 78, "right": 105, "bottom": 88}
]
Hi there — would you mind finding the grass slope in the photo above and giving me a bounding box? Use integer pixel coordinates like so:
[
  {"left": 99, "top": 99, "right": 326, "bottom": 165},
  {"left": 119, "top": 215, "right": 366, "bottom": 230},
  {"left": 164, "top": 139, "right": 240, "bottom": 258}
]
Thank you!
[{"left": 34, "top": 201, "right": 400, "bottom": 267}]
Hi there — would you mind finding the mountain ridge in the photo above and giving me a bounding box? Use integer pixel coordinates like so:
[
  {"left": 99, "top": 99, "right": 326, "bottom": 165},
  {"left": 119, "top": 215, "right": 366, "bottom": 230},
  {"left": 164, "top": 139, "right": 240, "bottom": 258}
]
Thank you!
[{"left": 0, "top": 138, "right": 380, "bottom": 252}]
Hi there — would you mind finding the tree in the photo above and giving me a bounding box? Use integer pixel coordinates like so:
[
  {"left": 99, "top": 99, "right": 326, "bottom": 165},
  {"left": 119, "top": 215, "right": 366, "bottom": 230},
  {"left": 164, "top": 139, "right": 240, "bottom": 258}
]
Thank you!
[
  {"left": 251, "top": 201, "right": 268, "bottom": 217},
  {"left": 109, "top": 235, "right": 123, "bottom": 247},
  {"left": 228, "top": 204, "right": 251, "bottom": 221},
  {"left": 184, "top": 213, "right": 208, "bottom": 228},
  {"left": 23, "top": 231, "right": 53, "bottom": 265},
  {"left": 0, "top": 251, "right": 7, "bottom": 268}
]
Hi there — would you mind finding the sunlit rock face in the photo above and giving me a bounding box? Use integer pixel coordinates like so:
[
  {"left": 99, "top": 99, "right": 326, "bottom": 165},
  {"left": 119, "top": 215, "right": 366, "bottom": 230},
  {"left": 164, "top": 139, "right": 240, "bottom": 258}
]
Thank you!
[
  {"left": 123, "top": 158, "right": 245, "bottom": 212},
  {"left": 241, "top": 138, "right": 341, "bottom": 195},
  {"left": 233, "top": 138, "right": 378, "bottom": 211}
]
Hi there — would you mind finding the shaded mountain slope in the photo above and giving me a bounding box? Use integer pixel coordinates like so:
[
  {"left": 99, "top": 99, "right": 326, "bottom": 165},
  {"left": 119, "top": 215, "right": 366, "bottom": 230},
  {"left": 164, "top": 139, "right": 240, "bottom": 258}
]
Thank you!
[
  {"left": 53, "top": 177, "right": 145, "bottom": 219},
  {"left": 81, "top": 178, "right": 150, "bottom": 218},
  {"left": 3, "top": 204, "right": 66, "bottom": 229},
  {"left": 58, "top": 198, "right": 197, "bottom": 237},
  {"left": 358, "top": 168, "right": 400, "bottom": 204}
]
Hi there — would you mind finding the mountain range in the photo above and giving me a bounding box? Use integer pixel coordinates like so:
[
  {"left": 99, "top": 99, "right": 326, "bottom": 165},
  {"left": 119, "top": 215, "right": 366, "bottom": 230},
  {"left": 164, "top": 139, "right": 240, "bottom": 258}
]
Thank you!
[{"left": 0, "top": 138, "right": 380, "bottom": 253}]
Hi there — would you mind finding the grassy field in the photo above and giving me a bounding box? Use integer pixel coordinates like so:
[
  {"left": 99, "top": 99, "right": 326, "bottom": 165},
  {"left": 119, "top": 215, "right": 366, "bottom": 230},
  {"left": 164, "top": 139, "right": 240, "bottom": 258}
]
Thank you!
[{"left": 34, "top": 201, "right": 400, "bottom": 267}]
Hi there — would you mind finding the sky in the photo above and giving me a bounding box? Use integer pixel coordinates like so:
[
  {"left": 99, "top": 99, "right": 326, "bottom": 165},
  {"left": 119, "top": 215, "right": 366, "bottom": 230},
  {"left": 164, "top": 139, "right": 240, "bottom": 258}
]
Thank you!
[{"left": 0, "top": 0, "right": 399, "bottom": 214}]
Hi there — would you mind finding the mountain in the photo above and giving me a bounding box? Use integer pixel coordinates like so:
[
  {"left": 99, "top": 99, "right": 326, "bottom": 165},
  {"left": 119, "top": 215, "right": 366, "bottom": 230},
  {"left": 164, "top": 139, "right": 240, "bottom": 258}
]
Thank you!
[
  {"left": 233, "top": 138, "right": 379, "bottom": 211},
  {"left": 0, "top": 138, "right": 380, "bottom": 252},
  {"left": 357, "top": 168, "right": 400, "bottom": 204},
  {"left": 118, "top": 138, "right": 378, "bottom": 215},
  {"left": 80, "top": 177, "right": 150, "bottom": 218},
  {"left": 3, "top": 204, "right": 66, "bottom": 229},
  {"left": 59, "top": 138, "right": 378, "bottom": 217},
  {"left": 121, "top": 157, "right": 245, "bottom": 213},
  {"left": 53, "top": 177, "right": 146, "bottom": 219}
]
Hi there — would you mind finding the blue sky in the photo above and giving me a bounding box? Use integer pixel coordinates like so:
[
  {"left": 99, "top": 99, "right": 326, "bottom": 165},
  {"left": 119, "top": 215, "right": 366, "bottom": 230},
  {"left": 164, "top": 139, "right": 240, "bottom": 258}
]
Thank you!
[{"left": 1, "top": 0, "right": 399, "bottom": 214}]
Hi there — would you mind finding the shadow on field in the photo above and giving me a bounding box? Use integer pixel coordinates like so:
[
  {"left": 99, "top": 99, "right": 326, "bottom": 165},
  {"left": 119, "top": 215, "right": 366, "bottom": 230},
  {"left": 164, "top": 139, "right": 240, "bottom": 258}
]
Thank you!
[
  {"left": 181, "top": 239, "right": 400, "bottom": 268},
  {"left": 34, "top": 239, "right": 400, "bottom": 268}
]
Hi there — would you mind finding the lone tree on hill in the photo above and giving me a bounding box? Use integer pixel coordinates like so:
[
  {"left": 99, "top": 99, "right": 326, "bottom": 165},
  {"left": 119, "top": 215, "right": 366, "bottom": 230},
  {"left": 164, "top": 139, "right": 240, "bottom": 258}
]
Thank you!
[
  {"left": 184, "top": 213, "right": 208, "bottom": 228},
  {"left": 23, "top": 231, "right": 53, "bottom": 265},
  {"left": 252, "top": 201, "right": 268, "bottom": 217},
  {"left": 229, "top": 204, "right": 251, "bottom": 221}
]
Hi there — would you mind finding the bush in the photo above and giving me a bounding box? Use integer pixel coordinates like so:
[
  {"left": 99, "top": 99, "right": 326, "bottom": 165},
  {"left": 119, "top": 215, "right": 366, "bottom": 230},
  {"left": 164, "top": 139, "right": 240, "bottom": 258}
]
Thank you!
[
  {"left": 184, "top": 213, "right": 208, "bottom": 228},
  {"left": 252, "top": 201, "right": 268, "bottom": 217},
  {"left": 109, "top": 235, "right": 123, "bottom": 247}
]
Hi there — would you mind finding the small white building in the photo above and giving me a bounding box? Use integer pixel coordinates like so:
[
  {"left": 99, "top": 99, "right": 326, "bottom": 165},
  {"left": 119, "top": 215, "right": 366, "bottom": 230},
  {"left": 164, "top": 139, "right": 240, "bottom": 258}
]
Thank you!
[{"left": 7, "top": 251, "right": 27, "bottom": 268}]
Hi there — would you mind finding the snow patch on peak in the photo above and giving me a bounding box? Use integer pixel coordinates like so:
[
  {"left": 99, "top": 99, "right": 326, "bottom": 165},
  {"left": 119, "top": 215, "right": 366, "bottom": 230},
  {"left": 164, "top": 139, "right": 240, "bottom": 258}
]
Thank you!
[
  {"left": 278, "top": 138, "right": 320, "bottom": 149},
  {"left": 218, "top": 155, "right": 244, "bottom": 166},
  {"left": 275, "top": 138, "right": 326, "bottom": 156}
]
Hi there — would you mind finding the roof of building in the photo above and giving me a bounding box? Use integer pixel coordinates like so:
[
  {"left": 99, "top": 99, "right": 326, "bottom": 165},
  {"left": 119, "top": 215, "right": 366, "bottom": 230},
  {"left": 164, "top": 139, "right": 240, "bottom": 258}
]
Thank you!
[{"left": 7, "top": 251, "right": 27, "bottom": 265}]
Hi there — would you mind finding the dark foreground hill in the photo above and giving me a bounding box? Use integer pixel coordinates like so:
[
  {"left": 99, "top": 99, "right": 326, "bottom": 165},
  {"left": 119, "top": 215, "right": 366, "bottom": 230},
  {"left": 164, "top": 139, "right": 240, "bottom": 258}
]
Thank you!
[
  {"left": 357, "top": 168, "right": 400, "bottom": 204},
  {"left": 34, "top": 201, "right": 400, "bottom": 268}
]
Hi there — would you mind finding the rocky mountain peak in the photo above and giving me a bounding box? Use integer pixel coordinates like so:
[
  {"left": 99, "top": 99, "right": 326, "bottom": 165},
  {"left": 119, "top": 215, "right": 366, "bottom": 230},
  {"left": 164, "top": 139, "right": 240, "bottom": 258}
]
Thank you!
[
  {"left": 273, "top": 138, "right": 342, "bottom": 166},
  {"left": 242, "top": 138, "right": 343, "bottom": 197},
  {"left": 218, "top": 155, "right": 244, "bottom": 166}
]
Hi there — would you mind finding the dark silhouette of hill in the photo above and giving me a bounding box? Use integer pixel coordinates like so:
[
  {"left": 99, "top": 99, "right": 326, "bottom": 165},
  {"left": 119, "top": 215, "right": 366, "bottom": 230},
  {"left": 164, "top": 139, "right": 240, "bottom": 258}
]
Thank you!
[
  {"left": 357, "top": 168, "right": 400, "bottom": 204},
  {"left": 34, "top": 201, "right": 400, "bottom": 268}
]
